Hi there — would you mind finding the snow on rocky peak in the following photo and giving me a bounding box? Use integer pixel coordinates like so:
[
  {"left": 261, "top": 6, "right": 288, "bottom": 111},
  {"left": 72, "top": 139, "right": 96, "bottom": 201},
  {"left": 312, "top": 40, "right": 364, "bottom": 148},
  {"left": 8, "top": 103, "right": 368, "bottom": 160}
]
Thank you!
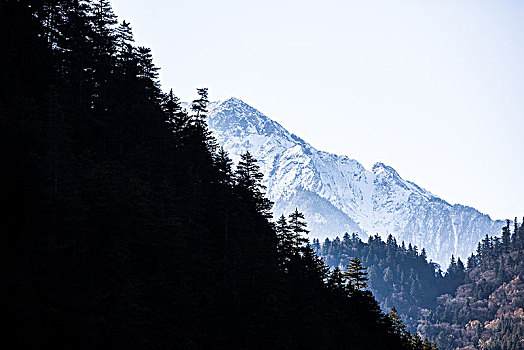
[{"left": 206, "top": 97, "right": 504, "bottom": 267}]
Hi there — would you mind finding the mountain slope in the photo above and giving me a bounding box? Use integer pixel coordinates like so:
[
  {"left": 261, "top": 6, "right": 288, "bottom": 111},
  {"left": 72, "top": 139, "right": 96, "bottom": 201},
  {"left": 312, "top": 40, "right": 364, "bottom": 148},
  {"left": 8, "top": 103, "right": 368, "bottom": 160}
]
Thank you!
[{"left": 205, "top": 97, "right": 504, "bottom": 266}]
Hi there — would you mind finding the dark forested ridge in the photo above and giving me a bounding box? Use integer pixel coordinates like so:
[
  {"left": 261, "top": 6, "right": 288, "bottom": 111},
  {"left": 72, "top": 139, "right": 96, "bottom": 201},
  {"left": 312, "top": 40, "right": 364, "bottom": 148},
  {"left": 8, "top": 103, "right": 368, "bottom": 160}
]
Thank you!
[
  {"left": 315, "top": 220, "right": 524, "bottom": 350},
  {"left": 0, "top": 1, "right": 434, "bottom": 348}
]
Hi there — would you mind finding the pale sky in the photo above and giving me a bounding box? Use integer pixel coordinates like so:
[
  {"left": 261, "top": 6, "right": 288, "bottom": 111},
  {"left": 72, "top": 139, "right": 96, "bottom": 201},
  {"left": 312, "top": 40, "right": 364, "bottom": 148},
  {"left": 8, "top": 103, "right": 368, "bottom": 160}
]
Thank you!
[{"left": 111, "top": 0, "right": 524, "bottom": 221}]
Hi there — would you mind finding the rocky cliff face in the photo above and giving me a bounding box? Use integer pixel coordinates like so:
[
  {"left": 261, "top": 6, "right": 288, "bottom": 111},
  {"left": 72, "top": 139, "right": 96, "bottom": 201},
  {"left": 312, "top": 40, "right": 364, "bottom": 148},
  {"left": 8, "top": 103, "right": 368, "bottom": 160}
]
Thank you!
[{"left": 204, "top": 97, "right": 504, "bottom": 267}]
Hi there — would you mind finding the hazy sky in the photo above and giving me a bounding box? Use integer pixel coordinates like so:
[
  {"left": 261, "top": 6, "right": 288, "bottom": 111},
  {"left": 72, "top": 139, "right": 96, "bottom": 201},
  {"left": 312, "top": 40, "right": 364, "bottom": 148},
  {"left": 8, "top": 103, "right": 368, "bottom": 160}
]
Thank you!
[{"left": 111, "top": 0, "right": 524, "bottom": 221}]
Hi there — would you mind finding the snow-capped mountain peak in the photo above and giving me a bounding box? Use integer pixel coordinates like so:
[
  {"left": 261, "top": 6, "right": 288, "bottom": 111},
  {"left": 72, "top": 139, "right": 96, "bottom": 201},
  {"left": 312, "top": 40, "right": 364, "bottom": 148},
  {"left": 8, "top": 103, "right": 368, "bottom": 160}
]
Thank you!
[
  {"left": 372, "top": 162, "right": 397, "bottom": 175},
  {"left": 206, "top": 97, "right": 504, "bottom": 267}
]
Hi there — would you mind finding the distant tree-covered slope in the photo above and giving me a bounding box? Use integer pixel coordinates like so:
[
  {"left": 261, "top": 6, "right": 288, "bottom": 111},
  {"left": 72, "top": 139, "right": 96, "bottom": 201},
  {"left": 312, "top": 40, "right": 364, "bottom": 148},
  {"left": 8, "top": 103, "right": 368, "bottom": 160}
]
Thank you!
[
  {"left": 423, "top": 220, "right": 524, "bottom": 350},
  {"left": 0, "top": 1, "right": 433, "bottom": 348},
  {"left": 315, "top": 220, "right": 524, "bottom": 350},
  {"left": 313, "top": 233, "right": 454, "bottom": 327}
]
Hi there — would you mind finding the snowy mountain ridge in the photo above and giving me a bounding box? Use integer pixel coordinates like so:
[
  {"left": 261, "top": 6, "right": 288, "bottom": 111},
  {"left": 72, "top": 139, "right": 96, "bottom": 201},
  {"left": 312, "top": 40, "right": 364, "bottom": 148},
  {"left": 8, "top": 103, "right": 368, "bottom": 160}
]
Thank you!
[{"left": 198, "top": 97, "right": 503, "bottom": 267}]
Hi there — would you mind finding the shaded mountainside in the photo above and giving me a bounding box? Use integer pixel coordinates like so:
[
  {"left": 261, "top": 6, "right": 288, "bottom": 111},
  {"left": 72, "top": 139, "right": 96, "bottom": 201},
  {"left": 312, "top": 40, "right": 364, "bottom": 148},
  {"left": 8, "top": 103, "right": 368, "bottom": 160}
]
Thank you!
[
  {"left": 204, "top": 97, "right": 504, "bottom": 267},
  {"left": 315, "top": 220, "right": 524, "bottom": 350},
  {"left": 1, "top": 1, "right": 433, "bottom": 349}
]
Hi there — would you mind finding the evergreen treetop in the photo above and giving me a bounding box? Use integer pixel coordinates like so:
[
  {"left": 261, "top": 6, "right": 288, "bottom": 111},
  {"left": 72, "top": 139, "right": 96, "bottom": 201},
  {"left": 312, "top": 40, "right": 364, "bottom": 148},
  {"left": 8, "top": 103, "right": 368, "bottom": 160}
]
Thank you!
[{"left": 344, "top": 256, "right": 369, "bottom": 291}]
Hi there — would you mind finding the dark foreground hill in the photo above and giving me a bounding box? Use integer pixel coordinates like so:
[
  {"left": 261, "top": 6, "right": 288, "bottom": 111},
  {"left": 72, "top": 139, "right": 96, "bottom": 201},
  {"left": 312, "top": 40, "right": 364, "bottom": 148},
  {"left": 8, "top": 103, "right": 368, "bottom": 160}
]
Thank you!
[{"left": 0, "top": 1, "right": 434, "bottom": 349}]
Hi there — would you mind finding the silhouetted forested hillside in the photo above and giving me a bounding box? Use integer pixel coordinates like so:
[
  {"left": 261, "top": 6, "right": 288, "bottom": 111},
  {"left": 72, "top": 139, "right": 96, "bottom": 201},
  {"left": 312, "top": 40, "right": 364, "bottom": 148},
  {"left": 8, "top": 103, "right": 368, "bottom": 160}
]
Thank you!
[{"left": 0, "top": 1, "right": 434, "bottom": 348}]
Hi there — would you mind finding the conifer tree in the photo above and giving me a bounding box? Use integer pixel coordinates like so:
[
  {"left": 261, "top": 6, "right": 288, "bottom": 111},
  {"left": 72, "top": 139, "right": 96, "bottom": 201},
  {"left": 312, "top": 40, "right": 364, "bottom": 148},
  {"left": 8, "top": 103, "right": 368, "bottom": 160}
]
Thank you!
[
  {"left": 115, "top": 20, "right": 134, "bottom": 56},
  {"left": 302, "top": 245, "right": 330, "bottom": 284},
  {"left": 186, "top": 87, "right": 218, "bottom": 157},
  {"left": 275, "top": 214, "right": 294, "bottom": 268},
  {"left": 136, "top": 47, "right": 161, "bottom": 96},
  {"left": 389, "top": 307, "right": 406, "bottom": 336},
  {"left": 89, "top": 0, "right": 118, "bottom": 109},
  {"left": 420, "top": 248, "right": 427, "bottom": 261},
  {"left": 288, "top": 208, "right": 309, "bottom": 252},
  {"left": 467, "top": 253, "right": 477, "bottom": 269},
  {"left": 327, "top": 267, "right": 346, "bottom": 292},
  {"left": 163, "top": 88, "right": 188, "bottom": 136},
  {"left": 502, "top": 221, "right": 511, "bottom": 252},
  {"left": 163, "top": 89, "right": 182, "bottom": 119},
  {"left": 235, "top": 151, "right": 272, "bottom": 218},
  {"left": 191, "top": 87, "right": 209, "bottom": 121},
  {"left": 215, "top": 147, "right": 234, "bottom": 186},
  {"left": 513, "top": 217, "right": 518, "bottom": 242},
  {"left": 344, "top": 257, "right": 369, "bottom": 291},
  {"left": 412, "top": 333, "right": 424, "bottom": 349}
]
